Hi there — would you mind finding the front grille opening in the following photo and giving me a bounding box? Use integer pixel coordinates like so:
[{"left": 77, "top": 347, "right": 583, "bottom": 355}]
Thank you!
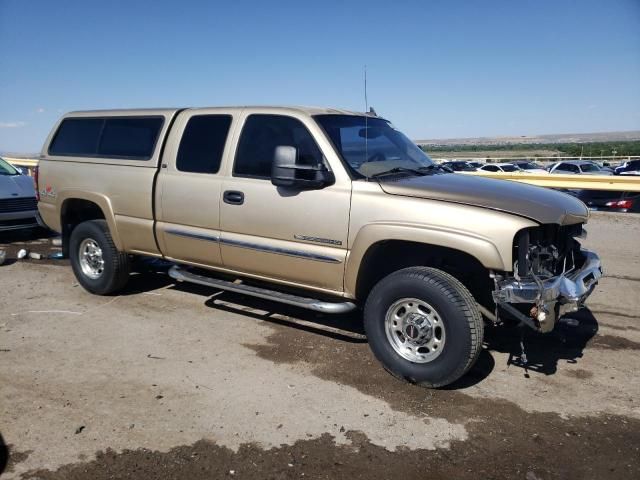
[
  {"left": 0, "top": 197, "right": 38, "bottom": 213},
  {"left": 514, "top": 223, "right": 584, "bottom": 278}
]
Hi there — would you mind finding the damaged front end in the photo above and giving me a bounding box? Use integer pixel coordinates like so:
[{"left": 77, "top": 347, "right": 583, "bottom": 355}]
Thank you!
[{"left": 492, "top": 224, "right": 603, "bottom": 333}]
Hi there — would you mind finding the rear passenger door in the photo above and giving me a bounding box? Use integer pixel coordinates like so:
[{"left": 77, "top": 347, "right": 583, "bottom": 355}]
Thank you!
[{"left": 155, "top": 110, "right": 236, "bottom": 267}]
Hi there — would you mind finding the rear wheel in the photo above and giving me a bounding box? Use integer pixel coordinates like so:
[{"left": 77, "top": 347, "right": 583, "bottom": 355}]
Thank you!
[
  {"left": 364, "top": 267, "right": 484, "bottom": 388},
  {"left": 69, "top": 220, "right": 130, "bottom": 295}
]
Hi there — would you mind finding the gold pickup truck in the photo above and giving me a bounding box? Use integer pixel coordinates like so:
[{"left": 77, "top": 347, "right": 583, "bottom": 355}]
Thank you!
[{"left": 37, "top": 106, "right": 602, "bottom": 387}]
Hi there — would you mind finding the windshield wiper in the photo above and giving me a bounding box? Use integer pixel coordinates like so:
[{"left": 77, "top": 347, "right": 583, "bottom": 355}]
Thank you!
[
  {"left": 418, "top": 164, "right": 449, "bottom": 173},
  {"left": 368, "top": 167, "right": 429, "bottom": 179}
]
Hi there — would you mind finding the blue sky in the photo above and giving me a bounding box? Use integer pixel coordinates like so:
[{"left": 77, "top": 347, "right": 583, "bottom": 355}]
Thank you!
[{"left": 1, "top": 0, "right": 639, "bottom": 153}]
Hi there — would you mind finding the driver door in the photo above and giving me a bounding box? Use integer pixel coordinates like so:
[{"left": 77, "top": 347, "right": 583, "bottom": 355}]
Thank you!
[{"left": 218, "top": 113, "right": 351, "bottom": 293}]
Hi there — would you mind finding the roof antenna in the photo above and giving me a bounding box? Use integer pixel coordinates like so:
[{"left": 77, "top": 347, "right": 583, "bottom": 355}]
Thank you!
[
  {"left": 364, "top": 65, "right": 369, "bottom": 114},
  {"left": 364, "top": 65, "right": 368, "bottom": 167},
  {"left": 364, "top": 65, "right": 377, "bottom": 116}
]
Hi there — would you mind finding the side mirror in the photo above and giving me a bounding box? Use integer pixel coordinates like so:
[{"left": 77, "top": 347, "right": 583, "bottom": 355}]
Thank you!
[{"left": 271, "top": 146, "right": 334, "bottom": 190}]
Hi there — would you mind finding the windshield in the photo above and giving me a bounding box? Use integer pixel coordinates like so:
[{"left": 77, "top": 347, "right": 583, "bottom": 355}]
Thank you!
[
  {"left": 314, "top": 115, "right": 434, "bottom": 178},
  {"left": 500, "top": 164, "right": 519, "bottom": 172},
  {"left": 516, "top": 162, "right": 539, "bottom": 170},
  {"left": 443, "top": 162, "right": 474, "bottom": 171},
  {"left": 580, "top": 163, "right": 600, "bottom": 172},
  {"left": 0, "top": 157, "right": 20, "bottom": 175}
]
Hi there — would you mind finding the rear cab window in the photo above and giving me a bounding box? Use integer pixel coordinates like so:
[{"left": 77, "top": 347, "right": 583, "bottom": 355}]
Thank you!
[{"left": 176, "top": 115, "right": 232, "bottom": 174}]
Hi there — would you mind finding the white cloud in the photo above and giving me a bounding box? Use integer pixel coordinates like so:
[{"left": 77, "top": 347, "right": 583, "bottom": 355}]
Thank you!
[
  {"left": 36, "top": 107, "right": 45, "bottom": 113},
  {"left": 0, "top": 121, "right": 27, "bottom": 128}
]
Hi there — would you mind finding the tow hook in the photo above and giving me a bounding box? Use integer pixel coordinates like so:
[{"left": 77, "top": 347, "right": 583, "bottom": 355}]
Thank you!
[
  {"left": 530, "top": 303, "right": 552, "bottom": 329},
  {"left": 519, "top": 327, "right": 528, "bottom": 366},
  {"left": 506, "top": 323, "right": 530, "bottom": 373},
  {"left": 530, "top": 305, "right": 543, "bottom": 323}
]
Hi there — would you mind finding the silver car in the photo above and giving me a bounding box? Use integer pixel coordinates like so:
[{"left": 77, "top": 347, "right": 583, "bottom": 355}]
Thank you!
[
  {"left": 0, "top": 157, "right": 39, "bottom": 232},
  {"left": 547, "top": 160, "right": 613, "bottom": 175}
]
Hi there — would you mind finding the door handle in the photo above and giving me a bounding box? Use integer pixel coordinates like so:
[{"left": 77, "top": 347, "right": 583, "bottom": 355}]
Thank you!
[{"left": 223, "top": 190, "right": 245, "bottom": 205}]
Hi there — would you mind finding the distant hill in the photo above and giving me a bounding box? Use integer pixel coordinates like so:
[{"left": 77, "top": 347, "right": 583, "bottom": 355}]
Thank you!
[
  {"left": 416, "top": 130, "right": 640, "bottom": 147},
  {"left": 0, "top": 151, "right": 39, "bottom": 159}
]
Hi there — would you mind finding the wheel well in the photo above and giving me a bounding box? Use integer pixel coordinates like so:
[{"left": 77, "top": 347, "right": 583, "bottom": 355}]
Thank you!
[
  {"left": 355, "top": 240, "right": 494, "bottom": 309},
  {"left": 60, "top": 199, "right": 106, "bottom": 257}
]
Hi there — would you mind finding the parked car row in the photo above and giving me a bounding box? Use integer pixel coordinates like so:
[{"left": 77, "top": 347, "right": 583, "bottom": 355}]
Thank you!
[
  {"left": 439, "top": 160, "right": 548, "bottom": 173},
  {"left": 439, "top": 159, "right": 640, "bottom": 176},
  {"left": 437, "top": 158, "right": 639, "bottom": 214}
]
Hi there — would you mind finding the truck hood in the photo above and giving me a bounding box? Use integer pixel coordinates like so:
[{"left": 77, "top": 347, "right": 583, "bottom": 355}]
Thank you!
[
  {"left": 378, "top": 173, "right": 588, "bottom": 225},
  {"left": 0, "top": 174, "right": 36, "bottom": 199}
]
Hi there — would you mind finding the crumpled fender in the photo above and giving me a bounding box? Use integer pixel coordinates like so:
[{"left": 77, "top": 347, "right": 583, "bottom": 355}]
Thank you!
[{"left": 344, "top": 222, "right": 509, "bottom": 298}]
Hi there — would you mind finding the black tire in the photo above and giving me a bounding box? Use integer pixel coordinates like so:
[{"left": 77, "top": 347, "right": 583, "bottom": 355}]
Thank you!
[
  {"left": 364, "top": 266, "right": 484, "bottom": 388},
  {"left": 69, "top": 219, "right": 130, "bottom": 295}
]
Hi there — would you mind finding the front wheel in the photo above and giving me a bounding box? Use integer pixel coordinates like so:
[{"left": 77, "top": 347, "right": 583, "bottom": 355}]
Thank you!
[
  {"left": 69, "top": 219, "right": 130, "bottom": 295},
  {"left": 364, "top": 267, "right": 484, "bottom": 388}
]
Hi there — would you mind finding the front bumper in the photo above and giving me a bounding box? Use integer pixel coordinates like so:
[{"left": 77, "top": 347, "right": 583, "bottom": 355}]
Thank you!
[
  {"left": 493, "top": 249, "right": 603, "bottom": 332},
  {"left": 0, "top": 209, "right": 40, "bottom": 232}
]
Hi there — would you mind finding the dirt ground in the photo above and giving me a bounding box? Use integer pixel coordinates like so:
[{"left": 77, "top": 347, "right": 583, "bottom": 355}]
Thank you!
[{"left": 1, "top": 212, "right": 639, "bottom": 479}]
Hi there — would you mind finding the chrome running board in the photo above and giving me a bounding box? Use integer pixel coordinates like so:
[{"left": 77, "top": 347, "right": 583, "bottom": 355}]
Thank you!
[{"left": 168, "top": 265, "right": 357, "bottom": 314}]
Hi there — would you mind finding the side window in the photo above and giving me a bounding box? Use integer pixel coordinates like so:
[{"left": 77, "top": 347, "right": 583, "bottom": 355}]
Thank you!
[
  {"left": 483, "top": 165, "right": 499, "bottom": 172},
  {"left": 98, "top": 117, "right": 164, "bottom": 159},
  {"left": 49, "top": 118, "right": 103, "bottom": 156},
  {"left": 177, "top": 115, "right": 232, "bottom": 174},
  {"left": 557, "top": 162, "right": 579, "bottom": 173},
  {"left": 234, "top": 115, "right": 324, "bottom": 179}
]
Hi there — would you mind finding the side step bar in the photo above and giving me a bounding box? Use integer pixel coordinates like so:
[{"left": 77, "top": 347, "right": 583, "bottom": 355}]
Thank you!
[{"left": 168, "top": 265, "right": 357, "bottom": 314}]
